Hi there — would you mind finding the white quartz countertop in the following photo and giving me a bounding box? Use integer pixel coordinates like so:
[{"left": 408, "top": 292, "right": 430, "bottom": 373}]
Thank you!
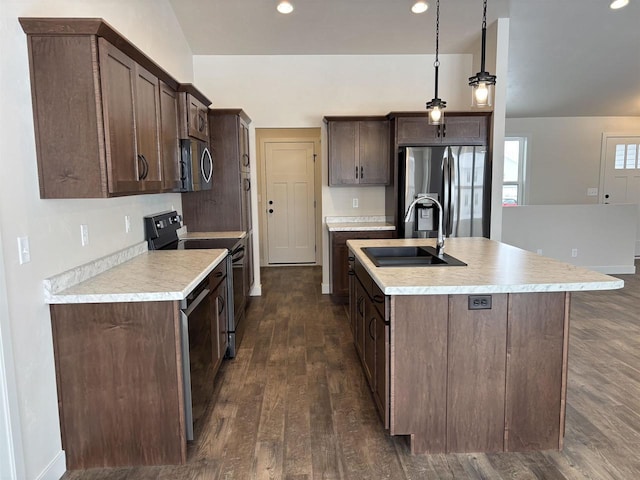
[
  {"left": 348, "top": 237, "right": 624, "bottom": 295},
  {"left": 326, "top": 216, "right": 395, "bottom": 232},
  {"left": 46, "top": 249, "right": 228, "bottom": 304}
]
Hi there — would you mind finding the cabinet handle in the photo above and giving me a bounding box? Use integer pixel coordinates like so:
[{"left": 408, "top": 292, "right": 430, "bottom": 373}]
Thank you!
[
  {"left": 242, "top": 153, "right": 250, "bottom": 167},
  {"left": 368, "top": 317, "right": 375, "bottom": 340},
  {"left": 355, "top": 166, "right": 358, "bottom": 179},
  {"left": 218, "top": 295, "right": 225, "bottom": 315},
  {"left": 179, "top": 159, "right": 187, "bottom": 181},
  {"left": 360, "top": 166, "right": 364, "bottom": 179},
  {"left": 198, "top": 113, "right": 205, "bottom": 132},
  {"left": 373, "top": 294, "right": 384, "bottom": 304},
  {"left": 245, "top": 178, "right": 251, "bottom": 191},
  {"left": 348, "top": 270, "right": 355, "bottom": 276},
  {"left": 442, "top": 124, "right": 447, "bottom": 137},
  {"left": 357, "top": 296, "right": 364, "bottom": 316},
  {"left": 436, "top": 125, "right": 441, "bottom": 138},
  {"left": 141, "top": 155, "right": 149, "bottom": 180},
  {"left": 348, "top": 256, "right": 355, "bottom": 261},
  {"left": 214, "top": 271, "right": 223, "bottom": 278}
]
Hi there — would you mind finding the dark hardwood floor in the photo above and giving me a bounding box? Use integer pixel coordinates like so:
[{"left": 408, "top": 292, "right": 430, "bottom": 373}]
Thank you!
[{"left": 62, "top": 264, "right": 640, "bottom": 479}]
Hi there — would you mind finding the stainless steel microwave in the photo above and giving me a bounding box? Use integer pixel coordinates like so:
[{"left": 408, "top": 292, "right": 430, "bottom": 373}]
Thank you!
[{"left": 180, "top": 139, "right": 213, "bottom": 192}]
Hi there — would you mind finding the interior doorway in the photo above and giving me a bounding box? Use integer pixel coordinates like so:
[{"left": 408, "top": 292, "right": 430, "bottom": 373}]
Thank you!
[
  {"left": 600, "top": 134, "right": 640, "bottom": 255},
  {"left": 256, "top": 129, "right": 322, "bottom": 266}
]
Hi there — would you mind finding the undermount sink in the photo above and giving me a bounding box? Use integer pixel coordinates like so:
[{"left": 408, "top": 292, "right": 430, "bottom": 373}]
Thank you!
[{"left": 362, "top": 246, "right": 467, "bottom": 267}]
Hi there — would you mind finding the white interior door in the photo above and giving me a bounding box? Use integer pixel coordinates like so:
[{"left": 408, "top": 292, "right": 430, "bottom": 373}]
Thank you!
[
  {"left": 602, "top": 135, "right": 640, "bottom": 255},
  {"left": 265, "top": 142, "right": 316, "bottom": 264}
]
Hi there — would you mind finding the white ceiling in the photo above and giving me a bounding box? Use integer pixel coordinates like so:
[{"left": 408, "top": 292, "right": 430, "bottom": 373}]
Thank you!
[{"left": 168, "top": 0, "right": 640, "bottom": 118}]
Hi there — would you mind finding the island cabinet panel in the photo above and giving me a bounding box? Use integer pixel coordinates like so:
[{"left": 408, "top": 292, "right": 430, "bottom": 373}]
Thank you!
[
  {"left": 50, "top": 301, "right": 186, "bottom": 469},
  {"left": 390, "top": 295, "right": 449, "bottom": 454},
  {"left": 505, "top": 292, "right": 568, "bottom": 451},
  {"left": 447, "top": 294, "right": 508, "bottom": 453}
]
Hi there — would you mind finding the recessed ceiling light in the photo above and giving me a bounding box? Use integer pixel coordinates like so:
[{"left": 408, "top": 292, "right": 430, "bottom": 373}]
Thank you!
[
  {"left": 610, "top": 0, "right": 629, "bottom": 8},
  {"left": 277, "top": 1, "right": 294, "bottom": 14},
  {"left": 411, "top": 1, "right": 429, "bottom": 14}
]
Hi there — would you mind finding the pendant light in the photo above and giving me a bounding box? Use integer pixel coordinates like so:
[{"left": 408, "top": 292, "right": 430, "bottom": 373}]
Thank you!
[
  {"left": 468, "top": 0, "right": 497, "bottom": 107},
  {"left": 426, "top": 0, "right": 446, "bottom": 125},
  {"left": 610, "top": 0, "right": 629, "bottom": 8},
  {"left": 277, "top": 1, "right": 294, "bottom": 14}
]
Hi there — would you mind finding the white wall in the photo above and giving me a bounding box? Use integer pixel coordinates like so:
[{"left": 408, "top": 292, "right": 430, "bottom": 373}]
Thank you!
[
  {"left": 193, "top": 53, "right": 501, "bottom": 290},
  {"left": 502, "top": 204, "right": 637, "bottom": 274},
  {"left": 506, "top": 116, "right": 640, "bottom": 205},
  {"left": 0, "top": 1, "right": 193, "bottom": 478}
]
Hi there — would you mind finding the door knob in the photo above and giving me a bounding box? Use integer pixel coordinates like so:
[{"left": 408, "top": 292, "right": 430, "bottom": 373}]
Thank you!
[
  {"left": 269, "top": 209, "right": 274, "bottom": 213},
  {"left": 268, "top": 200, "right": 273, "bottom": 205}
]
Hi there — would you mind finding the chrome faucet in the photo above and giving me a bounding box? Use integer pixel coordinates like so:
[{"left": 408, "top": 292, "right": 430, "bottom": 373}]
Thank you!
[{"left": 404, "top": 194, "right": 445, "bottom": 256}]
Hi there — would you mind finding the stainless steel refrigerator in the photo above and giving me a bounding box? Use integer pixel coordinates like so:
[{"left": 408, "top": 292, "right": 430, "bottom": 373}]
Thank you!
[{"left": 398, "top": 146, "right": 490, "bottom": 239}]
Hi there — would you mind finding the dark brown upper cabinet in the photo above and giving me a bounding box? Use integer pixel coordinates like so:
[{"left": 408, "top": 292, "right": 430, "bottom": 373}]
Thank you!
[
  {"left": 393, "top": 113, "right": 489, "bottom": 147},
  {"left": 177, "top": 84, "right": 210, "bottom": 142},
  {"left": 19, "top": 18, "right": 211, "bottom": 198},
  {"left": 325, "top": 117, "right": 390, "bottom": 186}
]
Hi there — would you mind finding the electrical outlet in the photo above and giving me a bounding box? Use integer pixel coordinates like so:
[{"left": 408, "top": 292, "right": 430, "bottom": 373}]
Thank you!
[
  {"left": 587, "top": 187, "right": 598, "bottom": 197},
  {"left": 468, "top": 295, "right": 492, "bottom": 310},
  {"left": 125, "top": 215, "right": 131, "bottom": 233},
  {"left": 571, "top": 248, "right": 578, "bottom": 258},
  {"left": 17, "top": 236, "right": 30, "bottom": 264},
  {"left": 352, "top": 198, "right": 359, "bottom": 208},
  {"left": 536, "top": 249, "right": 543, "bottom": 255},
  {"left": 80, "top": 224, "right": 89, "bottom": 246}
]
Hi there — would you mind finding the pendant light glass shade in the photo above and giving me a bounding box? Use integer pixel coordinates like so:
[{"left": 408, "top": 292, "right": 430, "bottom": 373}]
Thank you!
[
  {"left": 469, "top": 0, "right": 497, "bottom": 108},
  {"left": 610, "top": 0, "right": 629, "bottom": 9},
  {"left": 426, "top": 0, "right": 446, "bottom": 125},
  {"left": 277, "top": 1, "right": 294, "bottom": 14}
]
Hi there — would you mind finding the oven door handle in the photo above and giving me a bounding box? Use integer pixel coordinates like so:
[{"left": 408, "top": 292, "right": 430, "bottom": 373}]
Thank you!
[{"left": 183, "top": 288, "right": 211, "bottom": 317}]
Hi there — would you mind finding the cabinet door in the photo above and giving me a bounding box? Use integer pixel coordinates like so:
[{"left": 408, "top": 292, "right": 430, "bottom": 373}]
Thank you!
[
  {"left": 353, "top": 279, "right": 366, "bottom": 359},
  {"left": 241, "top": 171, "right": 252, "bottom": 233},
  {"left": 359, "top": 121, "right": 390, "bottom": 185},
  {"left": 363, "top": 295, "right": 376, "bottom": 389},
  {"left": 98, "top": 38, "right": 140, "bottom": 194},
  {"left": 159, "top": 81, "right": 181, "bottom": 191},
  {"left": 187, "top": 95, "right": 209, "bottom": 142},
  {"left": 328, "top": 121, "right": 358, "bottom": 185},
  {"left": 374, "top": 308, "right": 389, "bottom": 428},
  {"left": 396, "top": 117, "right": 440, "bottom": 146},
  {"left": 134, "top": 64, "right": 162, "bottom": 191},
  {"left": 330, "top": 233, "right": 350, "bottom": 299},
  {"left": 447, "top": 294, "right": 508, "bottom": 453},
  {"left": 240, "top": 119, "right": 251, "bottom": 172},
  {"left": 441, "top": 116, "right": 488, "bottom": 146},
  {"left": 215, "top": 279, "right": 229, "bottom": 366}
]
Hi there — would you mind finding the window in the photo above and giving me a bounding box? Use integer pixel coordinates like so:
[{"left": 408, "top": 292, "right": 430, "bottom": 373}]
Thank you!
[
  {"left": 503, "top": 137, "right": 527, "bottom": 206},
  {"left": 614, "top": 143, "right": 639, "bottom": 169}
]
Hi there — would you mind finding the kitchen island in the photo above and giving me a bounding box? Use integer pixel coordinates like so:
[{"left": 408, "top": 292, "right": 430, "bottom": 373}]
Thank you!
[{"left": 347, "top": 237, "right": 623, "bottom": 455}]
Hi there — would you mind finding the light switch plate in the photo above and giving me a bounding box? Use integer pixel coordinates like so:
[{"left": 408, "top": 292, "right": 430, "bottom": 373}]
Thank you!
[
  {"left": 352, "top": 198, "right": 359, "bottom": 208},
  {"left": 17, "top": 236, "right": 30, "bottom": 264},
  {"left": 80, "top": 224, "right": 89, "bottom": 246}
]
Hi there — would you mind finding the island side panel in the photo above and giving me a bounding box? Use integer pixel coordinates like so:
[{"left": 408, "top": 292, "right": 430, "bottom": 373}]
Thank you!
[
  {"left": 390, "top": 295, "right": 448, "bottom": 454},
  {"left": 50, "top": 301, "right": 186, "bottom": 469},
  {"left": 447, "top": 294, "right": 508, "bottom": 453},
  {"left": 504, "top": 292, "right": 566, "bottom": 451}
]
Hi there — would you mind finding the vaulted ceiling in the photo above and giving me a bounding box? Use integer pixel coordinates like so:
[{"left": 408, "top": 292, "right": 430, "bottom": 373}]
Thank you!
[{"left": 169, "top": 0, "right": 640, "bottom": 118}]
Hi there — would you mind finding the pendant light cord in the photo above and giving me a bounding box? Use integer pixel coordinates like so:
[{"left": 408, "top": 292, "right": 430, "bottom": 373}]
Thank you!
[{"left": 434, "top": 0, "right": 440, "bottom": 98}]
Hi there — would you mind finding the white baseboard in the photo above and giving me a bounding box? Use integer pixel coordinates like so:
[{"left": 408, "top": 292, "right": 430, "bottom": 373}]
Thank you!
[
  {"left": 321, "top": 283, "right": 330, "bottom": 294},
  {"left": 249, "top": 284, "right": 262, "bottom": 296},
  {"left": 36, "top": 450, "right": 65, "bottom": 480},
  {"left": 587, "top": 265, "right": 636, "bottom": 275}
]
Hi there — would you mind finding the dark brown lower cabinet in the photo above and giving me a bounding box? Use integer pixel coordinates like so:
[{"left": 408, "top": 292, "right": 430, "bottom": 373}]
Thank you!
[
  {"left": 330, "top": 230, "right": 393, "bottom": 303},
  {"left": 349, "top": 252, "right": 571, "bottom": 455},
  {"left": 50, "top": 301, "right": 186, "bottom": 469}
]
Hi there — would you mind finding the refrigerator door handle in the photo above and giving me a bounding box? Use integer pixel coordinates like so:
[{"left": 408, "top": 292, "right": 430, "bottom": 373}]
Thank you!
[
  {"left": 443, "top": 152, "right": 450, "bottom": 237},
  {"left": 448, "top": 150, "right": 454, "bottom": 236}
]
